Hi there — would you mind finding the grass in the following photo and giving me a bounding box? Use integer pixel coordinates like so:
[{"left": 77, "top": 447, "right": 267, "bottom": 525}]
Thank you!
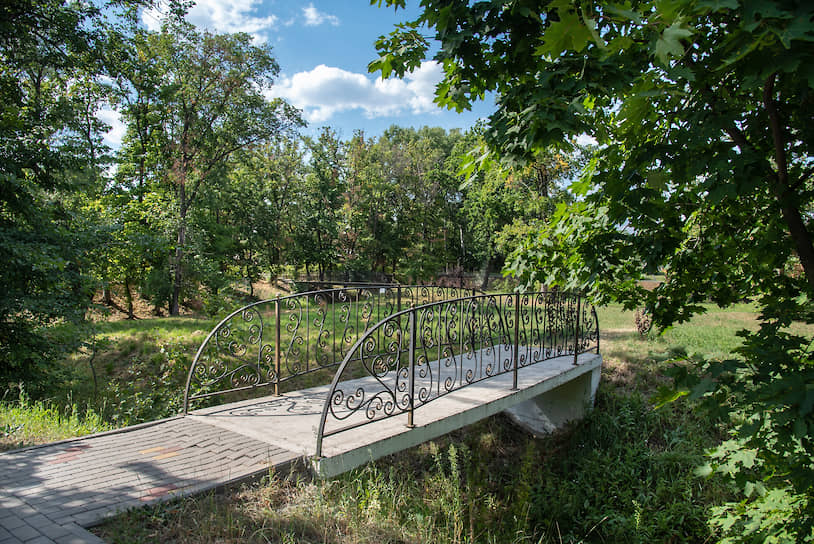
[
  {"left": 90, "top": 301, "right": 805, "bottom": 544},
  {"left": 7, "top": 299, "right": 813, "bottom": 542},
  {"left": 0, "top": 386, "right": 111, "bottom": 452}
]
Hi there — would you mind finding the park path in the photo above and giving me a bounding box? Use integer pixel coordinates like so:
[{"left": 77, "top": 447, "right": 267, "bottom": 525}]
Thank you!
[{"left": 0, "top": 417, "right": 299, "bottom": 544}]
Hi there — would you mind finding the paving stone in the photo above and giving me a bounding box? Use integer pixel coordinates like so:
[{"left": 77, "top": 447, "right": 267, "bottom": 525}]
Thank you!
[
  {"left": 25, "top": 537, "right": 56, "bottom": 544},
  {"left": 33, "top": 524, "right": 70, "bottom": 541},
  {"left": 0, "top": 516, "right": 26, "bottom": 531},
  {"left": 53, "top": 531, "right": 103, "bottom": 544},
  {"left": 20, "top": 515, "right": 51, "bottom": 531},
  {"left": 10, "top": 524, "right": 40, "bottom": 542},
  {"left": 0, "top": 497, "right": 24, "bottom": 510}
]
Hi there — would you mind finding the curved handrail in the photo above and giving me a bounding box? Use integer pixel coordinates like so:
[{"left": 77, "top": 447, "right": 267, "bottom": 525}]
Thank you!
[
  {"left": 314, "top": 290, "right": 599, "bottom": 458},
  {"left": 183, "top": 284, "right": 477, "bottom": 413}
]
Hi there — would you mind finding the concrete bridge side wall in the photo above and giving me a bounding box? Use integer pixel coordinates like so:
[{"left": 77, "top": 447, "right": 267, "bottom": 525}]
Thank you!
[{"left": 314, "top": 354, "right": 602, "bottom": 478}]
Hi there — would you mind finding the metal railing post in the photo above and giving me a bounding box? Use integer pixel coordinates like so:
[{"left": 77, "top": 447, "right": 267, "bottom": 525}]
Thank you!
[
  {"left": 274, "top": 296, "right": 281, "bottom": 395},
  {"left": 397, "top": 285, "right": 402, "bottom": 313},
  {"left": 574, "top": 295, "right": 581, "bottom": 366},
  {"left": 595, "top": 307, "right": 600, "bottom": 355},
  {"left": 407, "top": 309, "right": 416, "bottom": 428},
  {"left": 512, "top": 293, "right": 519, "bottom": 390}
]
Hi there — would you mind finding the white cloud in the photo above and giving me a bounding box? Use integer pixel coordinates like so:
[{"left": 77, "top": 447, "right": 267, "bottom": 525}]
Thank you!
[
  {"left": 97, "top": 107, "right": 126, "bottom": 149},
  {"left": 269, "top": 62, "right": 443, "bottom": 123},
  {"left": 575, "top": 134, "right": 598, "bottom": 146},
  {"left": 142, "top": 0, "right": 277, "bottom": 40},
  {"left": 302, "top": 4, "right": 339, "bottom": 27}
]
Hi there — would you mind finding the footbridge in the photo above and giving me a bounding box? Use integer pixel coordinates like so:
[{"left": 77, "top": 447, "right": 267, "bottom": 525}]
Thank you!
[
  {"left": 183, "top": 284, "right": 602, "bottom": 477},
  {"left": 0, "top": 285, "right": 601, "bottom": 543}
]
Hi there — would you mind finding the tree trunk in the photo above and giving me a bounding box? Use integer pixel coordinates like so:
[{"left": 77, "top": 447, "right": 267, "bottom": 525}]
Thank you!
[
  {"left": 171, "top": 185, "right": 187, "bottom": 316},
  {"left": 764, "top": 74, "right": 814, "bottom": 291},
  {"left": 102, "top": 282, "right": 112, "bottom": 306},
  {"left": 88, "top": 340, "right": 98, "bottom": 402},
  {"left": 480, "top": 254, "right": 491, "bottom": 291},
  {"left": 124, "top": 277, "right": 134, "bottom": 320}
]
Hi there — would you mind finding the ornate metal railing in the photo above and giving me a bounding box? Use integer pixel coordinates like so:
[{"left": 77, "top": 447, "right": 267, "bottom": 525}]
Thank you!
[
  {"left": 315, "top": 291, "right": 599, "bottom": 457},
  {"left": 183, "top": 284, "right": 476, "bottom": 412}
]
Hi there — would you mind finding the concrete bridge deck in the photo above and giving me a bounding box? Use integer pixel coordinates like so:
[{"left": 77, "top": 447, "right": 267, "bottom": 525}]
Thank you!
[{"left": 193, "top": 351, "right": 602, "bottom": 477}]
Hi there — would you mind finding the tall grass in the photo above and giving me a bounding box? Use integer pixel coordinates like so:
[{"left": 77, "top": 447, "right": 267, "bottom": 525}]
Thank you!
[
  {"left": 94, "top": 391, "right": 730, "bottom": 543},
  {"left": 0, "top": 385, "right": 110, "bottom": 452}
]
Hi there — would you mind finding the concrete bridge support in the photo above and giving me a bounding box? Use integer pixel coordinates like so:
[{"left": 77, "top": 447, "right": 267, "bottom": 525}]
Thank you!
[{"left": 504, "top": 362, "right": 602, "bottom": 436}]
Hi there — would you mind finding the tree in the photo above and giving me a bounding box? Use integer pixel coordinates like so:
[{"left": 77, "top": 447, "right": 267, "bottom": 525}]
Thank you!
[
  {"left": 340, "top": 126, "right": 465, "bottom": 281},
  {"left": 372, "top": 0, "right": 814, "bottom": 539},
  {"left": 459, "top": 130, "right": 580, "bottom": 289},
  {"left": 0, "top": 0, "right": 123, "bottom": 387},
  {"left": 117, "top": 9, "right": 302, "bottom": 314},
  {"left": 291, "top": 127, "right": 345, "bottom": 281},
  {"left": 385, "top": 126, "right": 464, "bottom": 280},
  {"left": 342, "top": 130, "right": 407, "bottom": 277}
]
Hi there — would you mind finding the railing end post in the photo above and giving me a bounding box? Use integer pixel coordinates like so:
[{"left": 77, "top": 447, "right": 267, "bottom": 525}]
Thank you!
[
  {"left": 407, "top": 309, "right": 416, "bottom": 429},
  {"left": 512, "top": 292, "right": 520, "bottom": 390},
  {"left": 274, "top": 295, "right": 282, "bottom": 396},
  {"left": 573, "top": 294, "right": 581, "bottom": 366},
  {"left": 594, "top": 306, "right": 600, "bottom": 355}
]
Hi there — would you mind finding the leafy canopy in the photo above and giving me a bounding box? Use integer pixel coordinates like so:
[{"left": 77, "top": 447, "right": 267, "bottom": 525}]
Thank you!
[
  {"left": 370, "top": 0, "right": 814, "bottom": 540},
  {"left": 370, "top": 0, "right": 814, "bottom": 325}
]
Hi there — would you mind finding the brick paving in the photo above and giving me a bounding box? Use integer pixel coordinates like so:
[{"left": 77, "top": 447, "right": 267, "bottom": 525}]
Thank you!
[{"left": 0, "top": 416, "right": 299, "bottom": 543}]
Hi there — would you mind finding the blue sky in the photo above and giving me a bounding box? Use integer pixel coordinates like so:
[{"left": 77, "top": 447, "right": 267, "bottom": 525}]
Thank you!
[{"left": 113, "top": 1, "right": 495, "bottom": 144}]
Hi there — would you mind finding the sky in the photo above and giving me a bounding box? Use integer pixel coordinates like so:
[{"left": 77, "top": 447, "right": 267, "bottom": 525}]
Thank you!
[{"left": 100, "top": 1, "right": 496, "bottom": 147}]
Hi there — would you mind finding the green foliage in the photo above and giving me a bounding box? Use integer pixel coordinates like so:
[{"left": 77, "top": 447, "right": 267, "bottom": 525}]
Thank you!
[
  {"left": 529, "top": 392, "right": 721, "bottom": 543},
  {"left": 666, "top": 299, "right": 814, "bottom": 541},
  {"left": 0, "top": 0, "right": 131, "bottom": 385},
  {"left": 104, "top": 338, "right": 190, "bottom": 424},
  {"left": 290, "top": 128, "right": 346, "bottom": 280},
  {"left": 370, "top": 0, "right": 814, "bottom": 540},
  {"left": 338, "top": 126, "right": 469, "bottom": 280},
  {"left": 371, "top": 0, "right": 814, "bottom": 315}
]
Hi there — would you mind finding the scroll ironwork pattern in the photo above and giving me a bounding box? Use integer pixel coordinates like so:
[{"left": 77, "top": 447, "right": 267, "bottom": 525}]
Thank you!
[
  {"left": 315, "top": 290, "right": 599, "bottom": 456},
  {"left": 184, "top": 285, "right": 475, "bottom": 412}
]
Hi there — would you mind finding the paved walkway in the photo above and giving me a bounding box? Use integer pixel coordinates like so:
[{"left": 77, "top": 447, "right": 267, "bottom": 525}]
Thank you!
[{"left": 0, "top": 417, "right": 299, "bottom": 544}]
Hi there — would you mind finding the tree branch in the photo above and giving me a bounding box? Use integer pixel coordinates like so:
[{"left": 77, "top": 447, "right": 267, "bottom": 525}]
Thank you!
[
  {"left": 763, "top": 72, "right": 814, "bottom": 291},
  {"left": 764, "top": 73, "right": 789, "bottom": 187},
  {"left": 703, "top": 83, "right": 759, "bottom": 155},
  {"left": 792, "top": 165, "right": 814, "bottom": 191}
]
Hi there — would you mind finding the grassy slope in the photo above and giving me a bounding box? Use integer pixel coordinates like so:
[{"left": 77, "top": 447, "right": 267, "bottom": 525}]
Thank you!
[
  {"left": 0, "top": 392, "right": 111, "bottom": 451},
  {"left": 1, "top": 317, "right": 215, "bottom": 451},
  {"left": 84, "top": 302, "right": 807, "bottom": 543}
]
